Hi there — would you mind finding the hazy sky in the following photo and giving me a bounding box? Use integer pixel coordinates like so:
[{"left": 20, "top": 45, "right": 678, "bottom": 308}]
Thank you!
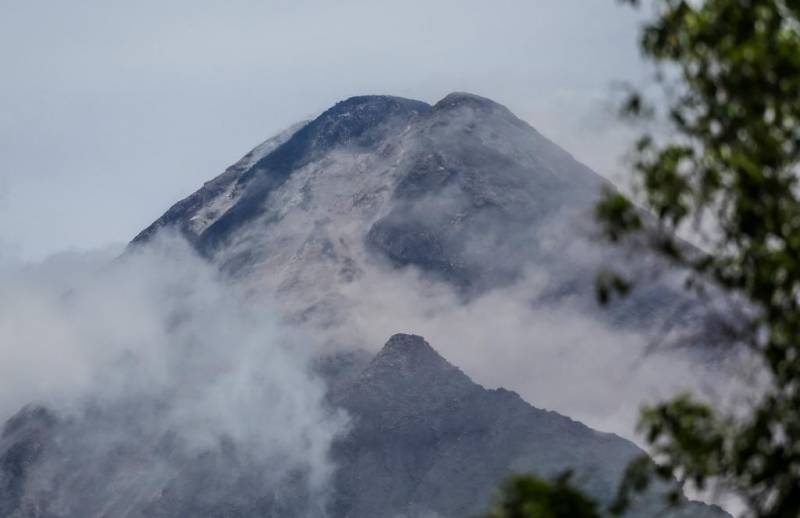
[{"left": 0, "top": 0, "right": 649, "bottom": 260}]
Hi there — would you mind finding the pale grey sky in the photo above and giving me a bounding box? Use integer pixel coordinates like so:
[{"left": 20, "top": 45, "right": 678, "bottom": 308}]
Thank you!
[{"left": 0, "top": 0, "right": 649, "bottom": 260}]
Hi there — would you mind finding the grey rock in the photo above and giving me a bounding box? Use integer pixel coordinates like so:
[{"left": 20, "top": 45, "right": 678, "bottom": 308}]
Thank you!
[
  {"left": 329, "top": 334, "right": 726, "bottom": 518},
  {"left": 0, "top": 335, "right": 726, "bottom": 517}
]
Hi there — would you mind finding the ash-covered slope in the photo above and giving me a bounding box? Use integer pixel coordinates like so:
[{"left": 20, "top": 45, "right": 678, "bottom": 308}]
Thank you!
[
  {"left": 0, "top": 334, "right": 725, "bottom": 517},
  {"left": 131, "top": 93, "right": 633, "bottom": 316},
  {"left": 133, "top": 119, "right": 309, "bottom": 247},
  {"left": 130, "top": 92, "right": 692, "bottom": 350}
]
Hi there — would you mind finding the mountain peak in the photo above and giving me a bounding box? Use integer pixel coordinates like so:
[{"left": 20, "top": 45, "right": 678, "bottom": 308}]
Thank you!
[
  {"left": 434, "top": 91, "right": 504, "bottom": 111},
  {"left": 371, "top": 333, "right": 462, "bottom": 378},
  {"left": 317, "top": 95, "right": 431, "bottom": 130},
  {"left": 332, "top": 94, "right": 430, "bottom": 112},
  {"left": 265, "top": 94, "right": 428, "bottom": 162},
  {"left": 341, "top": 334, "right": 478, "bottom": 415},
  {"left": 381, "top": 332, "right": 439, "bottom": 359}
]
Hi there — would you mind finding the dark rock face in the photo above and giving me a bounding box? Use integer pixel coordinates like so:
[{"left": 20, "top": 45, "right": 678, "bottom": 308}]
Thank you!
[{"left": 0, "top": 335, "right": 725, "bottom": 518}]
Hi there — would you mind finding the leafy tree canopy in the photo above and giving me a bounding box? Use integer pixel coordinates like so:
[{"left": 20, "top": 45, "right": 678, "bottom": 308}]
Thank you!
[{"left": 495, "top": 0, "right": 800, "bottom": 516}]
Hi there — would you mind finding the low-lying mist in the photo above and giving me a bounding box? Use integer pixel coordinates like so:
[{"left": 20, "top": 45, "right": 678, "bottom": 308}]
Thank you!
[
  {"left": 323, "top": 260, "right": 746, "bottom": 440},
  {"left": 256, "top": 204, "right": 751, "bottom": 442},
  {"left": 0, "top": 234, "right": 346, "bottom": 514},
  {"left": 0, "top": 225, "right": 751, "bottom": 515}
]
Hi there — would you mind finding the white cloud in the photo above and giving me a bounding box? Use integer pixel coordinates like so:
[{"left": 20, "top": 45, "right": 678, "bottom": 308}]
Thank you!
[{"left": 0, "top": 234, "right": 346, "bottom": 507}]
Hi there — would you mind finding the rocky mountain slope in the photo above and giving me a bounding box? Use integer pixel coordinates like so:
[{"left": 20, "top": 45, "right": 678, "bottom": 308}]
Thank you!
[
  {"left": 0, "top": 334, "right": 724, "bottom": 517},
  {"left": 132, "top": 93, "right": 674, "bottom": 334},
  {"left": 0, "top": 92, "right": 727, "bottom": 516}
]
